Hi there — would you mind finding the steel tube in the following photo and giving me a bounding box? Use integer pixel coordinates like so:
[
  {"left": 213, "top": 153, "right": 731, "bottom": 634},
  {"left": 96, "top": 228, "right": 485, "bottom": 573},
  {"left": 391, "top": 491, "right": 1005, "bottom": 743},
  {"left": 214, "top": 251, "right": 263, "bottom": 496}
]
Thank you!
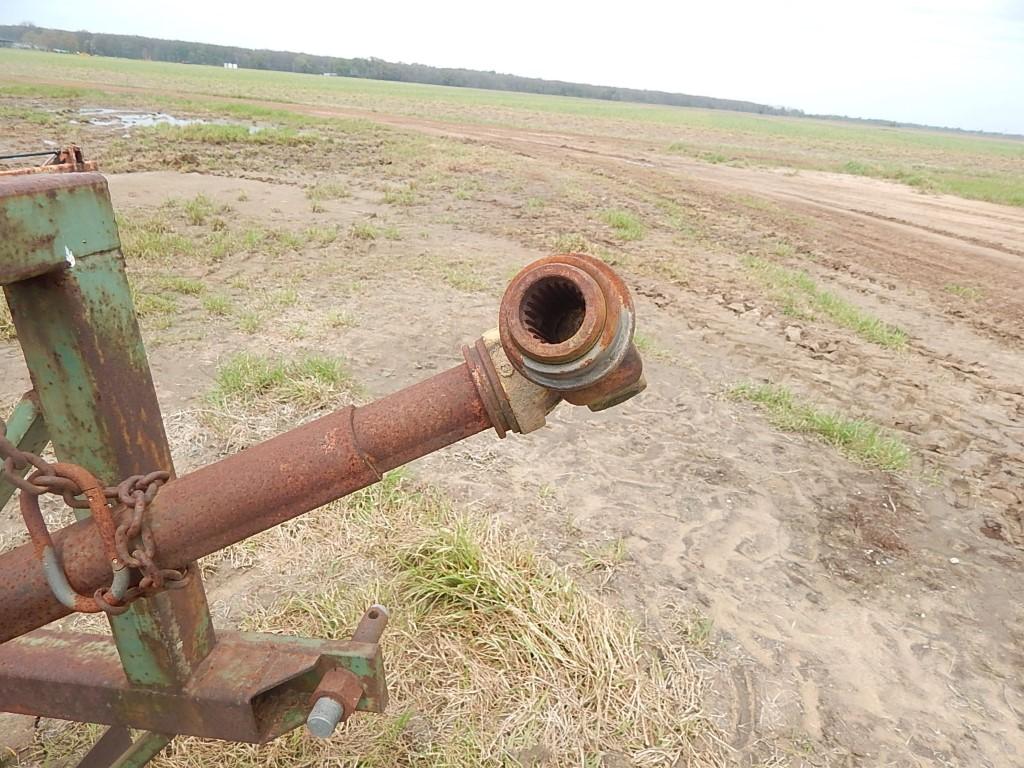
[{"left": 0, "top": 363, "right": 494, "bottom": 642}]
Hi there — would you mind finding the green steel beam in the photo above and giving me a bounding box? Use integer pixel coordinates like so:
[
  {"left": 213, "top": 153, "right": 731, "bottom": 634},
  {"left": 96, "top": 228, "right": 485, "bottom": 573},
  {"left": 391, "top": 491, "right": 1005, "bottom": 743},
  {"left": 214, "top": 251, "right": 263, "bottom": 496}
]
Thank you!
[
  {"left": 0, "top": 173, "right": 119, "bottom": 285},
  {"left": 0, "top": 392, "right": 48, "bottom": 509},
  {"left": 2, "top": 172, "right": 214, "bottom": 689}
]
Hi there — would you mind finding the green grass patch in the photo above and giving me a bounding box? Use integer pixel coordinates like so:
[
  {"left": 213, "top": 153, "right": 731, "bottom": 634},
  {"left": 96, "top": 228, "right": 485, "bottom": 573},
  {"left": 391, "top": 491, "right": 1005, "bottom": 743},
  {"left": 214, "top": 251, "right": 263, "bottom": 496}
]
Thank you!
[
  {"left": 729, "top": 382, "right": 910, "bottom": 470},
  {"left": 552, "top": 232, "right": 591, "bottom": 252},
  {"left": 441, "top": 264, "right": 487, "bottom": 292},
  {"left": 305, "top": 181, "right": 350, "bottom": 201},
  {"left": 698, "top": 151, "right": 730, "bottom": 164},
  {"left": 633, "top": 332, "right": 673, "bottom": 362},
  {"left": 119, "top": 215, "right": 197, "bottom": 263},
  {"left": 772, "top": 240, "right": 796, "bottom": 258},
  {"left": 0, "top": 105, "right": 59, "bottom": 126},
  {"left": 183, "top": 193, "right": 216, "bottom": 225},
  {"left": 601, "top": 209, "right": 644, "bottom": 241},
  {"left": 133, "top": 291, "right": 178, "bottom": 318},
  {"left": 582, "top": 538, "right": 629, "bottom": 572},
  {"left": 236, "top": 310, "right": 264, "bottom": 334},
  {"left": 743, "top": 256, "right": 908, "bottom": 348},
  {"left": 208, "top": 352, "right": 353, "bottom": 411},
  {"left": 325, "top": 310, "right": 355, "bottom": 328},
  {"left": 303, "top": 225, "right": 340, "bottom": 246},
  {"left": 841, "top": 160, "right": 1024, "bottom": 207},
  {"left": 350, "top": 221, "right": 378, "bottom": 240},
  {"left": 155, "top": 276, "right": 205, "bottom": 295},
  {"left": 201, "top": 294, "right": 234, "bottom": 316},
  {"left": 142, "top": 122, "right": 314, "bottom": 146},
  {"left": 121, "top": 212, "right": 311, "bottom": 266},
  {"left": 265, "top": 288, "right": 298, "bottom": 308},
  {"left": 382, "top": 184, "right": 418, "bottom": 205},
  {"left": 944, "top": 283, "right": 983, "bottom": 301}
]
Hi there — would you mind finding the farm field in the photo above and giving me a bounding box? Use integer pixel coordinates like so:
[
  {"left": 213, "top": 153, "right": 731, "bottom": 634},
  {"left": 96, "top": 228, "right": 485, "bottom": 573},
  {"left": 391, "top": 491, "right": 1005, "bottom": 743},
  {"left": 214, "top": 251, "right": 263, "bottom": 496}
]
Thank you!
[{"left": 1, "top": 50, "right": 1023, "bottom": 767}]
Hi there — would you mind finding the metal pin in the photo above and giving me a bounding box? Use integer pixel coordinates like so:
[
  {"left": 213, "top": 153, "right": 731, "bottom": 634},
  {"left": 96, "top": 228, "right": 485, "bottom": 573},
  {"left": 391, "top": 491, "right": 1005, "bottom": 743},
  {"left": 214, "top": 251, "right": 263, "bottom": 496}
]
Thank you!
[{"left": 306, "top": 696, "right": 345, "bottom": 739}]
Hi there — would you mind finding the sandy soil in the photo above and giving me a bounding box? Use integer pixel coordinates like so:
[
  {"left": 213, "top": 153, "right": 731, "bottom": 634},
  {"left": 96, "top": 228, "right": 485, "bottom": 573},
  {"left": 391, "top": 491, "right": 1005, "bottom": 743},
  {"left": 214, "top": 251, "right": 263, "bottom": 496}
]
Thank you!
[{"left": 1, "top": 98, "right": 1022, "bottom": 767}]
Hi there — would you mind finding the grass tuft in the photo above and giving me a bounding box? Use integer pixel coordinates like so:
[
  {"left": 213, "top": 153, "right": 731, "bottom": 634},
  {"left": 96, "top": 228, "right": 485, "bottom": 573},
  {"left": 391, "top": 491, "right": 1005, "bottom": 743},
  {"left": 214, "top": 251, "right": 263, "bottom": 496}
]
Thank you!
[
  {"left": 944, "top": 283, "right": 983, "bottom": 301},
  {"left": 350, "top": 221, "right": 379, "bottom": 240},
  {"left": 236, "top": 310, "right": 264, "bottom": 335},
  {"left": 143, "top": 123, "right": 314, "bottom": 146},
  {"left": 305, "top": 181, "right": 350, "bottom": 201},
  {"left": 440, "top": 264, "right": 487, "bottom": 292},
  {"left": 383, "top": 184, "right": 418, "bottom": 206},
  {"left": 201, "top": 352, "right": 355, "bottom": 449},
  {"left": 743, "top": 256, "right": 908, "bottom": 348},
  {"left": 133, "top": 291, "right": 178, "bottom": 318},
  {"left": 601, "top": 209, "right": 644, "bottom": 241},
  {"left": 552, "top": 232, "right": 591, "bottom": 252},
  {"left": 208, "top": 352, "right": 352, "bottom": 411},
  {"left": 201, "top": 294, "right": 234, "bottom": 316},
  {"left": 633, "top": 332, "right": 674, "bottom": 362},
  {"left": 729, "top": 382, "right": 911, "bottom": 470},
  {"left": 183, "top": 193, "right": 215, "bottom": 225},
  {"left": 119, "top": 215, "right": 196, "bottom": 263},
  {"left": 156, "top": 276, "right": 205, "bottom": 295}
]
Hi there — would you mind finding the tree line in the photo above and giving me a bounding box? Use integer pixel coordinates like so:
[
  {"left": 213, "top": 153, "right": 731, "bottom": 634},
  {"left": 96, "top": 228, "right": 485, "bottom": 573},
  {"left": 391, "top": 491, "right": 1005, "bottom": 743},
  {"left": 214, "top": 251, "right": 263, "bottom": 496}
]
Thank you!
[{"left": 1, "top": 23, "right": 805, "bottom": 117}]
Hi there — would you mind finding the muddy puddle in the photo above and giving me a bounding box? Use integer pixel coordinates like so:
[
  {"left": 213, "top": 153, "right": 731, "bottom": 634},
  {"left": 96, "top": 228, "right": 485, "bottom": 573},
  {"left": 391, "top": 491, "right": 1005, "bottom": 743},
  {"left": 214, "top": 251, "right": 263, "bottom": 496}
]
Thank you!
[
  {"left": 73, "top": 109, "right": 267, "bottom": 135},
  {"left": 74, "top": 108, "right": 200, "bottom": 128}
]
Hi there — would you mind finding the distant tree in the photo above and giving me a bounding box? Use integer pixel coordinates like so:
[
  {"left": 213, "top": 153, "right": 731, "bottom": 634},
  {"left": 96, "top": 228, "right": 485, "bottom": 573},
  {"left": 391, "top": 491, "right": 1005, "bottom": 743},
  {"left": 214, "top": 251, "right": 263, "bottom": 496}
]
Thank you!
[{"left": 0, "top": 23, "right": 817, "bottom": 121}]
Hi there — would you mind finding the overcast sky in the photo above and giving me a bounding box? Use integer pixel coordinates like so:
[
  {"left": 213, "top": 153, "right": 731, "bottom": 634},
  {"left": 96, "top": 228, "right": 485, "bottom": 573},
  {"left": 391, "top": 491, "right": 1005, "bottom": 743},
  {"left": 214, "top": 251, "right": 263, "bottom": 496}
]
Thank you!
[{"left": 3, "top": 0, "right": 1022, "bottom": 134}]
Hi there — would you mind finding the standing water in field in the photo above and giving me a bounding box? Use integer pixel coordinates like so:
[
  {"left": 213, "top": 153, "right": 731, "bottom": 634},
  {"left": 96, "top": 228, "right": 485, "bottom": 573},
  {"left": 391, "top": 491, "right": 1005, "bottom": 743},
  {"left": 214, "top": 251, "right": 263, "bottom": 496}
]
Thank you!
[{"left": 74, "top": 108, "right": 203, "bottom": 128}]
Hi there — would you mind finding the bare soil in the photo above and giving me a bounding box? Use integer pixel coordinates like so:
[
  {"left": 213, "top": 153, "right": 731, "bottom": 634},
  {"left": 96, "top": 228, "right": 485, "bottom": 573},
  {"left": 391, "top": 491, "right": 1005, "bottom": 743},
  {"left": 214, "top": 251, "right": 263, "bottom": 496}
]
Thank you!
[{"left": 1, "top": 94, "right": 1023, "bottom": 767}]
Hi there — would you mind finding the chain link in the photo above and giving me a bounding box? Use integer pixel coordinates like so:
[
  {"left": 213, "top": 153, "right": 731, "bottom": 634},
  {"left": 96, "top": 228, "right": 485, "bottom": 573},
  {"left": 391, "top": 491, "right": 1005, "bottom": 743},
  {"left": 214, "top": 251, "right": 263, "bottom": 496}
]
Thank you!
[{"left": 1, "top": 415, "right": 184, "bottom": 614}]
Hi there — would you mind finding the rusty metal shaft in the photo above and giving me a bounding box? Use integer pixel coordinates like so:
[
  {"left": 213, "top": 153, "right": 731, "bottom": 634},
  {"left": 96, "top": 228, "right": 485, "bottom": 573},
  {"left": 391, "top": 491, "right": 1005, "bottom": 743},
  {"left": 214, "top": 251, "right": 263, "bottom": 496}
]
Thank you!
[
  {"left": 0, "top": 364, "right": 492, "bottom": 642},
  {"left": 0, "top": 253, "right": 644, "bottom": 644}
]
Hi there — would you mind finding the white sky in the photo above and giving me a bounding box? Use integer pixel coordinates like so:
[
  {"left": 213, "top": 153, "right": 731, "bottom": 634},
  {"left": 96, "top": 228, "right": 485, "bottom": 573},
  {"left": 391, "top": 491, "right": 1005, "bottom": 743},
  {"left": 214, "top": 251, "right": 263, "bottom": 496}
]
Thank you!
[{"left": 3, "top": 0, "right": 1022, "bottom": 134}]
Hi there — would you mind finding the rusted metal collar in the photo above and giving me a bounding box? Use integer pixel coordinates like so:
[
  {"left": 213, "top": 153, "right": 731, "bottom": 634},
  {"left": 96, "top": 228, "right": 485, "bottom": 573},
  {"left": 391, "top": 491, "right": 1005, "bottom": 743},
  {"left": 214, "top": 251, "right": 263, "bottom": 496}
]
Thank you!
[{"left": 498, "top": 253, "right": 645, "bottom": 411}]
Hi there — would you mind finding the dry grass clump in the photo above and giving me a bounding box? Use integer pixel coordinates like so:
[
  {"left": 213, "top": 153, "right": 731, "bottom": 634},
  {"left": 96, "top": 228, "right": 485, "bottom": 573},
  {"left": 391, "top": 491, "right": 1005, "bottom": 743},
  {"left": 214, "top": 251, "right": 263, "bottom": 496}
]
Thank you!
[
  {"left": 189, "top": 352, "right": 357, "bottom": 453},
  {"left": 0, "top": 302, "right": 16, "bottom": 341},
  {"left": 28, "top": 476, "right": 724, "bottom": 766}
]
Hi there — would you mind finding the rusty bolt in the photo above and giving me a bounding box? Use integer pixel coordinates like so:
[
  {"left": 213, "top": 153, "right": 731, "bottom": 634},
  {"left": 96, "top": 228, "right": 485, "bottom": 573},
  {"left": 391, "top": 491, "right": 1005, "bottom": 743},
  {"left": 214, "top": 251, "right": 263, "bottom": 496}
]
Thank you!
[{"left": 306, "top": 605, "right": 389, "bottom": 739}]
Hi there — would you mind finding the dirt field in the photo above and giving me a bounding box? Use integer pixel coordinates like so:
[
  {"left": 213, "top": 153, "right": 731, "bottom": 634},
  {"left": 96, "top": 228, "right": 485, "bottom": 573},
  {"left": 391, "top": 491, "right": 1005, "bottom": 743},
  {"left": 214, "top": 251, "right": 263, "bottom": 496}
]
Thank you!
[{"left": 1, "top": 52, "right": 1023, "bottom": 767}]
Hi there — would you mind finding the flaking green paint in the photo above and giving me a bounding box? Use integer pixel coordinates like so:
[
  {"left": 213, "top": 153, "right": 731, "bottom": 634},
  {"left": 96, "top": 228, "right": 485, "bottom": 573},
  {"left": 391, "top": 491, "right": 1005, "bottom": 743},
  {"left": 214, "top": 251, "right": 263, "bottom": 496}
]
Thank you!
[
  {"left": 0, "top": 173, "right": 119, "bottom": 284},
  {"left": 3, "top": 174, "right": 214, "bottom": 691}
]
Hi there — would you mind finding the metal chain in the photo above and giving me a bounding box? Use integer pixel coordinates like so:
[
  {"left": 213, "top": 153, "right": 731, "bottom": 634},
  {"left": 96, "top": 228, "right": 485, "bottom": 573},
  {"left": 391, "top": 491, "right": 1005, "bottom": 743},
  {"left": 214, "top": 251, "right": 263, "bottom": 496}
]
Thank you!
[
  {"left": 1, "top": 416, "right": 185, "bottom": 614},
  {"left": 103, "top": 472, "right": 188, "bottom": 614}
]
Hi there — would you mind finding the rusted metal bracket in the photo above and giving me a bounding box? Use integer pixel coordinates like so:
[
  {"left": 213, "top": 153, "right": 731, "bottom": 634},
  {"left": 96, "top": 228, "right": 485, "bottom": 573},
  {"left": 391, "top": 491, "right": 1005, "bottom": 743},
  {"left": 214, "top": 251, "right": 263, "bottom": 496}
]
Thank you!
[{"left": 0, "top": 628, "right": 386, "bottom": 743}]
